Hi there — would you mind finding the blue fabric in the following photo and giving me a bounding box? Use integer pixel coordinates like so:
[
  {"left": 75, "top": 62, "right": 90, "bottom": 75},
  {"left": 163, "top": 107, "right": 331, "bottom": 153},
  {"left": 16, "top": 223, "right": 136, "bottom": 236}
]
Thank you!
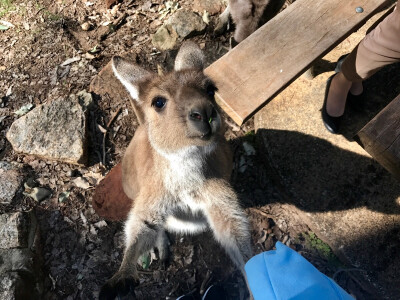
[{"left": 245, "top": 242, "right": 354, "bottom": 300}]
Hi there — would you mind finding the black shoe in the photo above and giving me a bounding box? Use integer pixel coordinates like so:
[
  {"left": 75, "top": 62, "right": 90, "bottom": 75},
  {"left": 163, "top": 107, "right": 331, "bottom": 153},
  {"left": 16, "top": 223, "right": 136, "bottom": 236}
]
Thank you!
[
  {"left": 334, "top": 54, "right": 348, "bottom": 73},
  {"left": 347, "top": 91, "right": 365, "bottom": 112},
  {"left": 321, "top": 74, "right": 343, "bottom": 134}
]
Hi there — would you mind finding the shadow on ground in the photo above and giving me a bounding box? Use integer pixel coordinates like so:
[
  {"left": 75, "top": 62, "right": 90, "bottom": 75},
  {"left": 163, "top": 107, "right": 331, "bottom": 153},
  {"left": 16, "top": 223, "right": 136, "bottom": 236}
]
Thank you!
[
  {"left": 253, "top": 129, "right": 400, "bottom": 213},
  {"left": 234, "top": 129, "right": 400, "bottom": 299}
]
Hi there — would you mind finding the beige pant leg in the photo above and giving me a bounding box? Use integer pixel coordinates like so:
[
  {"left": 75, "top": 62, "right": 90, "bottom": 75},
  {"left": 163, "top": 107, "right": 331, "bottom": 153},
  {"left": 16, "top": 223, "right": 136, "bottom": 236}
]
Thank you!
[{"left": 341, "top": 1, "right": 400, "bottom": 82}]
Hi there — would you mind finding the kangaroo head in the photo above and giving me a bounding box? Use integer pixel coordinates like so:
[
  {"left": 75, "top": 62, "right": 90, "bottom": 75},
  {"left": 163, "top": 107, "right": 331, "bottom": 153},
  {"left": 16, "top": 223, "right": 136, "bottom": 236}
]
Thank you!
[{"left": 112, "top": 42, "right": 223, "bottom": 153}]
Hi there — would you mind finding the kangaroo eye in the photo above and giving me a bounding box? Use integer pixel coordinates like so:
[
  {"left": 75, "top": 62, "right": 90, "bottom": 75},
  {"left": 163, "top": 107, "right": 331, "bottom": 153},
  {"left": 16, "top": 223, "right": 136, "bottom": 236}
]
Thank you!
[{"left": 152, "top": 97, "right": 167, "bottom": 110}]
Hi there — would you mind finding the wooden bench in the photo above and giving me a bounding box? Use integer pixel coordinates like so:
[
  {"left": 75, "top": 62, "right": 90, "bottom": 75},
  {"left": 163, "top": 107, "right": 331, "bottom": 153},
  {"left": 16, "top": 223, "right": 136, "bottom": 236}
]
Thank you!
[
  {"left": 205, "top": 0, "right": 394, "bottom": 125},
  {"left": 355, "top": 94, "right": 400, "bottom": 181}
]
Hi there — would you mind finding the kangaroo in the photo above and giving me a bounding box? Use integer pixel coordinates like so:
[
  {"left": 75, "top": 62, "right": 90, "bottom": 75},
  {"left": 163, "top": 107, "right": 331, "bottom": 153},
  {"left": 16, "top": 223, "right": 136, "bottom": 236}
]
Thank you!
[
  {"left": 216, "top": 0, "right": 272, "bottom": 43},
  {"left": 99, "top": 42, "right": 253, "bottom": 299}
]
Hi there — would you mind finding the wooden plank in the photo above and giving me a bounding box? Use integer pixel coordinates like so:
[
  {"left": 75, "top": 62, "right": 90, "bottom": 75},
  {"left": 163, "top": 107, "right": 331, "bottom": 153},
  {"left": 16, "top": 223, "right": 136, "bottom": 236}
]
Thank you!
[
  {"left": 205, "top": 0, "right": 392, "bottom": 125},
  {"left": 355, "top": 94, "right": 400, "bottom": 181}
]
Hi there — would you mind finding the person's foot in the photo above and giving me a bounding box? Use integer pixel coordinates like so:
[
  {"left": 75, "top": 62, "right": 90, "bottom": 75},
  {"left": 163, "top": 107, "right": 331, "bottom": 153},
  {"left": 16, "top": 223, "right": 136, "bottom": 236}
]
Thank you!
[
  {"left": 349, "top": 81, "right": 363, "bottom": 96},
  {"left": 326, "top": 72, "right": 352, "bottom": 117}
]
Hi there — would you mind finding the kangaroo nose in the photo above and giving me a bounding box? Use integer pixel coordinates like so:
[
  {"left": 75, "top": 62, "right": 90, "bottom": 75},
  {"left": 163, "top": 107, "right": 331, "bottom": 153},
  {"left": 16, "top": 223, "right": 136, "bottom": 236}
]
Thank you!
[
  {"left": 188, "top": 106, "right": 216, "bottom": 138},
  {"left": 189, "top": 109, "right": 207, "bottom": 122},
  {"left": 189, "top": 105, "right": 215, "bottom": 123}
]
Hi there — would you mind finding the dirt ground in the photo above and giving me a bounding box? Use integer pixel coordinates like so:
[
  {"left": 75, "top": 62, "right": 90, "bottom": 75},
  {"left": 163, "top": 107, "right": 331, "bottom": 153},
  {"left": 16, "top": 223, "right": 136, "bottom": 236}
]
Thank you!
[{"left": 0, "top": 0, "right": 376, "bottom": 299}]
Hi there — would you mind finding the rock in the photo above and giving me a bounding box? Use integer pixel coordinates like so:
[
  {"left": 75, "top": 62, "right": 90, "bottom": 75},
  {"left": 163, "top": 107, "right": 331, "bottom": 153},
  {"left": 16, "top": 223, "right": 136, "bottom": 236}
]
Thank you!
[
  {"left": 0, "top": 161, "right": 25, "bottom": 204},
  {"left": 242, "top": 142, "right": 256, "bottom": 156},
  {"left": 0, "top": 248, "right": 36, "bottom": 275},
  {"left": 165, "top": 10, "right": 206, "bottom": 39},
  {"left": 81, "top": 22, "right": 91, "bottom": 31},
  {"left": 58, "top": 191, "right": 70, "bottom": 203},
  {"left": 77, "top": 90, "right": 94, "bottom": 110},
  {"left": 0, "top": 211, "right": 43, "bottom": 299},
  {"left": 193, "top": 0, "right": 226, "bottom": 15},
  {"left": 0, "top": 272, "right": 30, "bottom": 300},
  {"left": 152, "top": 24, "right": 179, "bottom": 51},
  {"left": 0, "top": 212, "right": 33, "bottom": 249},
  {"left": 6, "top": 96, "right": 88, "bottom": 165},
  {"left": 94, "top": 220, "right": 107, "bottom": 228},
  {"left": 23, "top": 187, "right": 52, "bottom": 202}
]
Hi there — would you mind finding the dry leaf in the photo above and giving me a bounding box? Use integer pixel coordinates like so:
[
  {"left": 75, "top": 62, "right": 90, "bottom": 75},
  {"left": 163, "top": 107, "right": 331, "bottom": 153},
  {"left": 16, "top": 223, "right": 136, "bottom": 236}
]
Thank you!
[
  {"left": 72, "top": 177, "right": 92, "bottom": 189},
  {"left": 61, "top": 56, "right": 81, "bottom": 66}
]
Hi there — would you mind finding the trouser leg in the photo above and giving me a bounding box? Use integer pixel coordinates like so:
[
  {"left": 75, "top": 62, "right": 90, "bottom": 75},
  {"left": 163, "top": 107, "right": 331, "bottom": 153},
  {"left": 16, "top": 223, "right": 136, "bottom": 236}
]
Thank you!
[{"left": 341, "top": 1, "right": 400, "bottom": 82}]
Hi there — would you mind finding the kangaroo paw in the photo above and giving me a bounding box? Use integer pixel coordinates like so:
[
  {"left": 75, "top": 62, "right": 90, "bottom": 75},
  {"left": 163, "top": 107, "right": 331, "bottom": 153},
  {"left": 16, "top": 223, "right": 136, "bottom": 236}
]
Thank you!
[{"left": 99, "top": 272, "right": 138, "bottom": 300}]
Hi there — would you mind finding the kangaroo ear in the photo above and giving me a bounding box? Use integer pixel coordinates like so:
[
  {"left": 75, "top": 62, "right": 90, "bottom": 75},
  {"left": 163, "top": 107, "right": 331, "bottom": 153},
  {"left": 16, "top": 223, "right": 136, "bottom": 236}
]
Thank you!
[
  {"left": 174, "top": 42, "right": 205, "bottom": 71},
  {"left": 111, "top": 56, "right": 152, "bottom": 102}
]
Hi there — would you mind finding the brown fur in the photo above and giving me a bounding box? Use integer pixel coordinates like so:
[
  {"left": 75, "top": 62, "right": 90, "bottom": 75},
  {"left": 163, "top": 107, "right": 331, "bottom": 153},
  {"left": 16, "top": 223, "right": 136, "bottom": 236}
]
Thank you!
[
  {"left": 99, "top": 42, "right": 252, "bottom": 299},
  {"left": 230, "top": 0, "right": 271, "bottom": 42},
  {"left": 216, "top": 0, "right": 272, "bottom": 43}
]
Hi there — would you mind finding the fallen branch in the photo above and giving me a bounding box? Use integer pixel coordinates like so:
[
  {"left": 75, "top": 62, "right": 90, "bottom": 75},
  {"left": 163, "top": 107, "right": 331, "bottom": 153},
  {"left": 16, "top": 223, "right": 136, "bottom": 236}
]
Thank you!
[
  {"left": 102, "top": 107, "right": 122, "bottom": 165},
  {"left": 200, "top": 270, "right": 212, "bottom": 295},
  {"left": 333, "top": 268, "right": 365, "bottom": 281}
]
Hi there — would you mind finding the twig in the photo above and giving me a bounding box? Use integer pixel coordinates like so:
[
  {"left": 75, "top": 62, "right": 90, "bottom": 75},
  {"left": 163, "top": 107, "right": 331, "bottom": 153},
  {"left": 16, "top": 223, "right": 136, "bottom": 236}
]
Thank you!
[
  {"left": 333, "top": 268, "right": 374, "bottom": 294},
  {"left": 333, "top": 268, "right": 365, "bottom": 281},
  {"left": 137, "top": 270, "right": 154, "bottom": 275},
  {"left": 35, "top": 7, "right": 46, "bottom": 16},
  {"left": 113, "top": 12, "right": 128, "bottom": 28},
  {"left": 200, "top": 270, "right": 212, "bottom": 295},
  {"left": 102, "top": 108, "right": 122, "bottom": 165},
  {"left": 168, "top": 283, "right": 179, "bottom": 296},
  {"left": 107, "top": 108, "right": 122, "bottom": 128},
  {"left": 346, "top": 271, "right": 375, "bottom": 294},
  {"left": 224, "top": 118, "right": 241, "bottom": 132}
]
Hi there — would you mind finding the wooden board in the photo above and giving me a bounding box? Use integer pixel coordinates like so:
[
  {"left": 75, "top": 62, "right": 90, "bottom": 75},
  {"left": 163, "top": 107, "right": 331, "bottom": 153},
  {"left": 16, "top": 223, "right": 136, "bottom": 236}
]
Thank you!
[
  {"left": 205, "top": 0, "right": 392, "bottom": 125},
  {"left": 355, "top": 94, "right": 400, "bottom": 182}
]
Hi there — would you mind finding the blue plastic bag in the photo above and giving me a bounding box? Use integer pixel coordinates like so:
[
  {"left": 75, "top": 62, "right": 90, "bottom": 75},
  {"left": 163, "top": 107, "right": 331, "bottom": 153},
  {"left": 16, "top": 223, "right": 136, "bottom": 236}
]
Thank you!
[{"left": 245, "top": 242, "right": 354, "bottom": 300}]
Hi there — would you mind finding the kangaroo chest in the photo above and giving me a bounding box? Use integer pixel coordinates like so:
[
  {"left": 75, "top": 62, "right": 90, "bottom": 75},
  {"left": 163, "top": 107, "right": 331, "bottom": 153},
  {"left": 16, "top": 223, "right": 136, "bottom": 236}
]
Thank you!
[{"left": 159, "top": 145, "right": 215, "bottom": 211}]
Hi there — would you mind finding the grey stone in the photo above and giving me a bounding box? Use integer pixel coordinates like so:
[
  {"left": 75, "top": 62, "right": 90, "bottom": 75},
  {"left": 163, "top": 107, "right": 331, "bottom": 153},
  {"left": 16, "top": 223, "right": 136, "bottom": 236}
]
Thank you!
[
  {"left": 0, "top": 211, "right": 42, "bottom": 299},
  {"left": 193, "top": 0, "right": 226, "bottom": 15},
  {"left": 6, "top": 96, "right": 88, "bottom": 165},
  {"left": 0, "top": 212, "right": 33, "bottom": 249},
  {"left": 0, "top": 272, "right": 25, "bottom": 300},
  {"left": 0, "top": 248, "right": 35, "bottom": 275},
  {"left": 77, "top": 90, "right": 94, "bottom": 110},
  {"left": 23, "top": 187, "right": 52, "bottom": 202},
  {"left": 0, "top": 161, "right": 25, "bottom": 204},
  {"left": 152, "top": 24, "right": 179, "bottom": 51},
  {"left": 0, "top": 263, "right": 41, "bottom": 300},
  {"left": 165, "top": 10, "right": 206, "bottom": 39}
]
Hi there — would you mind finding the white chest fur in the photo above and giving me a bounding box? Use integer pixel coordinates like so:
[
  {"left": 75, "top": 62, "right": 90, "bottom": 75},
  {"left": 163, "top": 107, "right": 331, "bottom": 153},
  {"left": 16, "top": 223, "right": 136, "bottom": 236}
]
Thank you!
[
  {"left": 154, "top": 143, "right": 216, "bottom": 210},
  {"left": 164, "top": 145, "right": 214, "bottom": 191}
]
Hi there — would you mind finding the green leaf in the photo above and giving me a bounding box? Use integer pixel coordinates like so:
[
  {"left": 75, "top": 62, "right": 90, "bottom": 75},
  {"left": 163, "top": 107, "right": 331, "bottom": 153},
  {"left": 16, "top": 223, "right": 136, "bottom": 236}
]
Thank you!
[{"left": 138, "top": 252, "right": 151, "bottom": 269}]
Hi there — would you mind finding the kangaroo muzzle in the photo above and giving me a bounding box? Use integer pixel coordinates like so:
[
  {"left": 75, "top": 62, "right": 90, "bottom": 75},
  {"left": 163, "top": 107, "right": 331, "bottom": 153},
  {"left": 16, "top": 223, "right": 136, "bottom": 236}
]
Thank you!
[{"left": 188, "top": 104, "right": 219, "bottom": 140}]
